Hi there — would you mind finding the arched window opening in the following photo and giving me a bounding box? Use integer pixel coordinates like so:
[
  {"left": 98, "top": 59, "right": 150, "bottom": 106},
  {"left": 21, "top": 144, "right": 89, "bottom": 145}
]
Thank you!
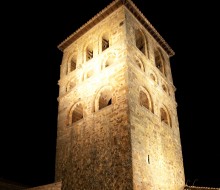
[
  {"left": 104, "top": 55, "right": 115, "bottom": 68},
  {"left": 66, "top": 80, "right": 76, "bottom": 92},
  {"left": 160, "top": 107, "right": 168, "bottom": 125},
  {"left": 139, "top": 87, "right": 153, "bottom": 113},
  {"left": 70, "top": 57, "right": 76, "bottom": 72},
  {"left": 135, "top": 29, "right": 146, "bottom": 55},
  {"left": 86, "top": 44, "right": 93, "bottom": 61},
  {"left": 162, "top": 84, "right": 168, "bottom": 93},
  {"left": 85, "top": 69, "right": 94, "bottom": 80},
  {"left": 135, "top": 57, "right": 144, "bottom": 71},
  {"left": 160, "top": 107, "right": 171, "bottom": 127},
  {"left": 71, "top": 103, "right": 83, "bottom": 124},
  {"left": 150, "top": 73, "right": 157, "bottom": 82},
  {"left": 105, "top": 59, "right": 112, "bottom": 68},
  {"left": 154, "top": 48, "right": 165, "bottom": 75},
  {"left": 67, "top": 54, "right": 77, "bottom": 74},
  {"left": 102, "top": 33, "right": 109, "bottom": 52},
  {"left": 95, "top": 87, "right": 113, "bottom": 111},
  {"left": 140, "top": 90, "right": 150, "bottom": 109},
  {"left": 107, "top": 98, "right": 112, "bottom": 105},
  {"left": 99, "top": 92, "right": 112, "bottom": 110}
]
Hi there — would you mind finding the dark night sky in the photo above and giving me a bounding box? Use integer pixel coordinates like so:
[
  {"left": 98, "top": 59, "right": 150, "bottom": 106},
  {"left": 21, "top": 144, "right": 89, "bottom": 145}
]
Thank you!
[{"left": 1, "top": 0, "right": 219, "bottom": 188}]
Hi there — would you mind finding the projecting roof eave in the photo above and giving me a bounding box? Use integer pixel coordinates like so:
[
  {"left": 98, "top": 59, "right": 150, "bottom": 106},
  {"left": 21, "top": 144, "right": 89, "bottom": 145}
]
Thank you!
[{"left": 57, "top": 0, "right": 175, "bottom": 57}]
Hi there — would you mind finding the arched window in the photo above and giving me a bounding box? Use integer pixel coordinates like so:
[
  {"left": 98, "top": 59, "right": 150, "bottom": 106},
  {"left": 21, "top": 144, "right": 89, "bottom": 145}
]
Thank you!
[
  {"left": 150, "top": 73, "right": 157, "bottom": 83},
  {"left": 67, "top": 53, "right": 77, "bottom": 74},
  {"left": 95, "top": 86, "right": 113, "bottom": 111},
  {"left": 86, "top": 44, "right": 93, "bottom": 61},
  {"left": 139, "top": 87, "right": 153, "bottom": 113},
  {"left": 66, "top": 80, "right": 76, "bottom": 92},
  {"left": 102, "top": 33, "right": 110, "bottom": 52},
  {"left": 70, "top": 57, "right": 76, "bottom": 72},
  {"left": 135, "top": 29, "right": 145, "bottom": 54},
  {"left": 99, "top": 95, "right": 112, "bottom": 110},
  {"left": 103, "top": 54, "right": 116, "bottom": 69},
  {"left": 154, "top": 48, "right": 165, "bottom": 75},
  {"left": 135, "top": 29, "right": 148, "bottom": 57},
  {"left": 84, "top": 69, "right": 94, "bottom": 80},
  {"left": 162, "top": 84, "right": 169, "bottom": 94},
  {"left": 105, "top": 58, "right": 113, "bottom": 68},
  {"left": 104, "top": 56, "right": 115, "bottom": 68},
  {"left": 134, "top": 57, "right": 145, "bottom": 71},
  {"left": 160, "top": 106, "right": 171, "bottom": 127},
  {"left": 69, "top": 103, "right": 83, "bottom": 124}
]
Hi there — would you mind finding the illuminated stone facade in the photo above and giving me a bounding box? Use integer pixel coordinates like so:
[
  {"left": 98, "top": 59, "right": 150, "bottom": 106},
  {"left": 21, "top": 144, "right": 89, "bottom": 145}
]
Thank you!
[{"left": 55, "top": 0, "right": 185, "bottom": 189}]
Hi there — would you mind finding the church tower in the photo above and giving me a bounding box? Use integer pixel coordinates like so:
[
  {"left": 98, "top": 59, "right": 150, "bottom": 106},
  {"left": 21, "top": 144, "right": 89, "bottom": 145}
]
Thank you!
[{"left": 55, "top": 0, "right": 185, "bottom": 189}]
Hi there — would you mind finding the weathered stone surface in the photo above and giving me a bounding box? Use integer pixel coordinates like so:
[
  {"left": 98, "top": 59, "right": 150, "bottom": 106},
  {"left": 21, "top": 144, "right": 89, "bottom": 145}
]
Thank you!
[{"left": 55, "top": 1, "right": 185, "bottom": 190}]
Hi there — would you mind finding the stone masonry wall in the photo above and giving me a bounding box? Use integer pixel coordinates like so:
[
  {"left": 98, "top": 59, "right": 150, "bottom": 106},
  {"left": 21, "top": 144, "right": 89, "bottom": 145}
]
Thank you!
[
  {"left": 55, "top": 7, "right": 133, "bottom": 190},
  {"left": 125, "top": 7, "right": 185, "bottom": 190},
  {"left": 55, "top": 3, "right": 185, "bottom": 190}
]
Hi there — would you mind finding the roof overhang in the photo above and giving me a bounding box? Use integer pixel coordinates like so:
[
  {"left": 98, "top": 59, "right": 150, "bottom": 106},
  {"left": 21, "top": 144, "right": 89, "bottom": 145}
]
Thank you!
[{"left": 57, "top": 0, "right": 175, "bottom": 57}]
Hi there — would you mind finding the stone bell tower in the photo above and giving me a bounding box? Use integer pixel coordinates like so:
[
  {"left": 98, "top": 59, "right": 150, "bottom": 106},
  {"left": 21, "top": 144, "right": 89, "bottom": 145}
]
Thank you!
[{"left": 55, "top": 0, "right": 185, "bottom": 189}]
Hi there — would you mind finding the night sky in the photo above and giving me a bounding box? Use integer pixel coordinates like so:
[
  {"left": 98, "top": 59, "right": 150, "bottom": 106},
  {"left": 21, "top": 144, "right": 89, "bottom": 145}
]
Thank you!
[{"left": 1, "top": 0, "right": 219, "bottom": 188}]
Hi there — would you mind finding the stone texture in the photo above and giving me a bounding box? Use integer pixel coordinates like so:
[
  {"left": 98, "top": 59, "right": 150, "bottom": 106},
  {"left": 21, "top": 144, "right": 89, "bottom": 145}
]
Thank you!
[
  {"left": 125, "top": 9, "right": 185, "bottom": 190},
  {"left": 55, "top": 2, "right": 185, "bottom": 190},
  {"left": 56, "top": 7, "right": 133, "bottom": 190}
]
